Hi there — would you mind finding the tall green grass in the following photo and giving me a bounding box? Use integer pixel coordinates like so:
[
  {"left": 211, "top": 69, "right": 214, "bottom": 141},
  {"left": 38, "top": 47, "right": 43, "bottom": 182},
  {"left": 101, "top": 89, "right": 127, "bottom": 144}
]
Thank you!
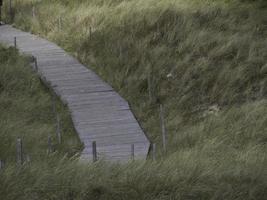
[
  {"left": 1, "top": 137, "right": 267, "bottom": 200},
  {"left": 5, "top": 0, "right": 266, "bottom": 151},
  {"left": 0, "top": 0, "right": 267, "bottom": 199}
]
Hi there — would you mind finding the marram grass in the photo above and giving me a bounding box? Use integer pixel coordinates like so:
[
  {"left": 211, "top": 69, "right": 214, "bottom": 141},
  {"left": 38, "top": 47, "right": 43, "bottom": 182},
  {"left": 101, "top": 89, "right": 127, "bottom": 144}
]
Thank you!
[{"left": 0, "top": 0, "right": 267, "bottom": 199}]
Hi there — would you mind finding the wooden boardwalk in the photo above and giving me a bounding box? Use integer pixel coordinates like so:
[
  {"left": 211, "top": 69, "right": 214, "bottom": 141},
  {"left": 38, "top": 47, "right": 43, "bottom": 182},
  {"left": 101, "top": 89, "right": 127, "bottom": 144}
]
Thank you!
[{"left": 0, "top": 25, "right": 150, "bottom": 161}]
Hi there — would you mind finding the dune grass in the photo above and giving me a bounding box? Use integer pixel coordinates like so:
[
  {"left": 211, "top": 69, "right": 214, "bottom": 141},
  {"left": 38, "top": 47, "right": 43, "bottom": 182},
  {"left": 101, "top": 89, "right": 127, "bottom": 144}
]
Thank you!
[
  {"left": 0, "top": 0, "right": 267, "bottom": 199},
  {"left": 1, "top": 148, "right": 266, "bottom": 200},
  {"left": 4, "top": 0, "right": 266, "bottom": 153}
]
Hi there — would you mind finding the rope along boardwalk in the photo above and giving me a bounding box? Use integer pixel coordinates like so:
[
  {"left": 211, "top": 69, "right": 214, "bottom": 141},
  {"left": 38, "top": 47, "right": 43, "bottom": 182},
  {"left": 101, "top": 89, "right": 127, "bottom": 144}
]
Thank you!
[{"left": 0, "top": 25, "right": 150, "bottom": 161}]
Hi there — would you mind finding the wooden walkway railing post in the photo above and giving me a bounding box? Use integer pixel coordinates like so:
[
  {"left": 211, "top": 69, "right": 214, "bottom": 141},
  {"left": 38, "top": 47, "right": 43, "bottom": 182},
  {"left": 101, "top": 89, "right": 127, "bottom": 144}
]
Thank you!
[
  {"left": 47, "top": 136, "right": 53, "bottom": 154},
  {"left": 147, "top": 71, "right": 153, "bottom": 103},
  {"left": 152, "top": 143, "right": 156, "bottom": 161},
  {"left": 14, "top": 36, "right": 16, "bottom": 49},
  {"left": 119, "top": 44, "right": 123, "bottom": 62},
  {"left": 92, "top": 141, "right": 97, "bottom": 162},
  {"left": 25, "top": 154, "right": 31, "bottom": 163},
  {"left": 56, "top": 114, "right": 61, "bottom": 144},
  {"left": 131, "top": 144, "right": 135, "bottom": 160},
  {"left": 52, "top": 93, "right": 56, "bottom": 116},
  {"left": 9, "top": 0, "right": 12, "bottom": 21},
  {"left": 32, "top": 6, "right": 35, "bottom": 18},
  {"left": 0, "top": 160, "right": 4, "bottom": 170},
  {"left": 58, "top": 16, "right": 62, "bottom": 30},
  {"left": 16, "top": 138, "right": 23, "bottom": 166},
  {"left": 159, "top": 104, "right": 167, "bottom": 153},
  {"left": 89, "top": 26, "right": 92, "bottom": 40},
  {"left": 34, "top": 57, "right": 38, "bottom": 72}
]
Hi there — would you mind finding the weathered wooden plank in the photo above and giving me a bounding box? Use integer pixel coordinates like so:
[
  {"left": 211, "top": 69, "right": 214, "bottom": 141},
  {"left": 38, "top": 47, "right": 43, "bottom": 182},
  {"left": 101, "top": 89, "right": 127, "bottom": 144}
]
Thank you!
[
  {"left": 50, "top": 77, "right": 103, "bottom": 85},
  {"left": 80, "top": 134, "right": 147, "bottom": 142},
  {"left": 72, "top": 109, "right": 133, "bottom": 120},
  {"left": 72, "top": 111, "right": 134, "bottom": 122},
  {"left": 42, "top": 69, "right": 90, "bottom": 76},
  {"left": 78, "top": 127, "right": 143, "bottom": 138},
  {"left": 85, "top": 144, "right": 148, "bottom": 152},
  {"left": 82, "top": 143, "right": 149, "bottom": 156},
  {"left": 75, "top": 116, "right": 136, "bottom": 126},
  {"left": 83, "top": 145, "right": 148, "bottom": 156},
  {"left": 68, "top": 98, "right": 128, "bottom": 107},
  {"left": 70, "top": 106, "right": 130, "bottom": 114},
  {"left": 77, "top": 121, "right": 140, "bottom": 130},
  {"left": 65, "top": 91, "right": 126, "bottom": 100},
  {"left": 80, "top": 135, "right": 147, "bottom": 144}
]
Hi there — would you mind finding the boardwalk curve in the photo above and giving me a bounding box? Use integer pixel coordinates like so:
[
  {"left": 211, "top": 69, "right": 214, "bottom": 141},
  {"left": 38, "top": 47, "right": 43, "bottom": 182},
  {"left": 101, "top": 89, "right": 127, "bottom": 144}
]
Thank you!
[{"left": 0, "top": 25, "right": 150, "bottom": 161}]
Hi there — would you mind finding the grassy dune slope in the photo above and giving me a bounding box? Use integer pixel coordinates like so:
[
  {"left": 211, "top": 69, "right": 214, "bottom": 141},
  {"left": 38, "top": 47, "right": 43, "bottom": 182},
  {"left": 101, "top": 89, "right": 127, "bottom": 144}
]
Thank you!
[
  {"left": 0, "top": 0, "right": 267, "bottom": 199},
  {"left": 4, "top": 0, "right": 266, "bottom": 150}
]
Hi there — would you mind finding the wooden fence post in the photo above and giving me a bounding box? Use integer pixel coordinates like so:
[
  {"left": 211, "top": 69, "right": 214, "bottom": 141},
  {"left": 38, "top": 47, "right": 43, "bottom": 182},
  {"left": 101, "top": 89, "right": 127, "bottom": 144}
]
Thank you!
[
  {"left": 159, "top": 104, "right": 167, "bottom": 153},
  {"left": 147, "top": 71, "right": 153, "bottom": 103},
  {"left": 32, "top": 6, "right": 35, "bottom": 18},
  {"left": 14, "top": 37, "right": 16, "bottom": 49},
  {"left": 143, "top": 16, "right": 146, "bottom": 29},
  {"left": 152, "top": 143, "right": 156, "bottom": 161},
  {"left": 16, "top": 138, "right": 23, "bottom": 166},
  {"left": 34, "top": 57, "right": 38, "bottom": 72},
  {"left": 47, "top": 136, "right": 53, "bottom": 154},
  {"left": 56, "top": 114, "right": 61, "bottom": 144},
  {"left": 119, "top": 44, "right": 123, "bottom": 62},
  {"left": 92, "top": 141, "right": 97, "bottom": 162},
  {"left": 9, "top": 0, "right": 12, "bottom": 21},
  {"left": 25, "top": 154, "right": 31, "bottom": 163},
  {"left": 157, "top": 22, "right": 160, "bottom": 34},
  {"left": 89, "top": 26, "right": 92, "bottom": 40},
  {"left": 131, "top": 144, "right": 135, "bottom": 160},
  {"left": 0, "top": 0, "right": 2, "bottom": 23},
  {"left": 58, "top": 16, "right": 62, "bottom": 30},
  {"left": 52, "top": 93, "right": 56, "bottom": 115},
  {"left": 0, "top": 160, "right": 4, "bottom": 170}
]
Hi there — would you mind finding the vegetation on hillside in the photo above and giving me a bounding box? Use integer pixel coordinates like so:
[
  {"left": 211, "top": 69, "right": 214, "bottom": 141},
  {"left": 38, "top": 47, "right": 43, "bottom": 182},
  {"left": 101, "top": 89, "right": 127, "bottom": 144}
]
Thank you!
[
  {"left": 1, "top": 48, "right": 263, "bottom": 199},
  {"left": 0, "top": 0, "right": 267, "bottom": 199},
  {"left": 3, "top": 0, "right": 266, "bottom": 148}
]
